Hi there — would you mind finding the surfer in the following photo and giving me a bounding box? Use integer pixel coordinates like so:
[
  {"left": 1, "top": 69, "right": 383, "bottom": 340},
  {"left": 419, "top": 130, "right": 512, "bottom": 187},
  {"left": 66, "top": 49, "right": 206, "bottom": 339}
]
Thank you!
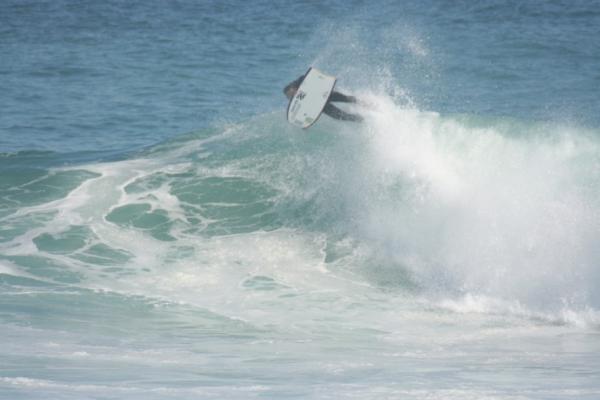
[{"left": 284, "top": 74, "right": 363, "bottom": 122}]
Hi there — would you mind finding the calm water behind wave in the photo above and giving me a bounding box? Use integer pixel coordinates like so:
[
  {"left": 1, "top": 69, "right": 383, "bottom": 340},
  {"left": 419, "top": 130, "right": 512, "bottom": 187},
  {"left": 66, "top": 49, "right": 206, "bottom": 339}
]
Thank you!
[{"left": 1, "top": 0, "right": 599, "bottom": 153}]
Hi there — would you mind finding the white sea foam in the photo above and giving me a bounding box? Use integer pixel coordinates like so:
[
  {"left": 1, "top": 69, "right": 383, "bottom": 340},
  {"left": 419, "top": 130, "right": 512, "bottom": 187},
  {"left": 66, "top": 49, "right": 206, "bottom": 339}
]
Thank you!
[{"left": 351, "top": 96, "right": 600, "bottom": 325}]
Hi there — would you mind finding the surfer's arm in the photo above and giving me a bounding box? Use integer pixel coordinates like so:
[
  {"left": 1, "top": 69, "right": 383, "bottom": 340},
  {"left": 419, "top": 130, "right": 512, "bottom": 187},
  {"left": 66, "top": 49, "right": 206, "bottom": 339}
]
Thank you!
[
  {"left": 283, "top": 75, "right": 307, "bottom": 95},
  {"left": 322, "top": 103, "right": 363, "bottom": 122},
  {"left": 329, "top": 91, "right": 358, "bottom": 103}
]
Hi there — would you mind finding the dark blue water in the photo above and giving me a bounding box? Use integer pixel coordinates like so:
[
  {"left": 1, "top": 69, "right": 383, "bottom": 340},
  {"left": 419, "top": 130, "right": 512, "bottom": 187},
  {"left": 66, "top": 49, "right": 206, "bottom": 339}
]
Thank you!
[
  {"left": 2, "top": 0, "right": 599, "bottom": 153},
  {"left": 2, "top": 1, "right": 600, "bottom": 399}
]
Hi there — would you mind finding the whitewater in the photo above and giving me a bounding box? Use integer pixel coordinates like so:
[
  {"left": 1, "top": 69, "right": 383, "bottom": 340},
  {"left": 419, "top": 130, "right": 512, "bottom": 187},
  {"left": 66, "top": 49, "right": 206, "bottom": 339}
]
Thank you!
[
  {"left": 3, "top": 101, "right": 600, "bottom": 398},
  {"left": 2, "top": 1, "right": 600, "bottom": 399}
]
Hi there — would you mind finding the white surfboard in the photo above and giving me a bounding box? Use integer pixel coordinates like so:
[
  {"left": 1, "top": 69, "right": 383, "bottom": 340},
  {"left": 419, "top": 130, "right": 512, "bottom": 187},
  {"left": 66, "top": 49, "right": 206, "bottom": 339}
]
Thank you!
[{"left": 287, "top": 68, "right": 337, "bottom": 129}]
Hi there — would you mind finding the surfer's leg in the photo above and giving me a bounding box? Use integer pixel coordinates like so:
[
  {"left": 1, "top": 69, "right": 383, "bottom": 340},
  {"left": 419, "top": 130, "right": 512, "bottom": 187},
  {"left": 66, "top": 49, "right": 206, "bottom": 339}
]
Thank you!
[
  {"left": 323, "top": 103, "right": 363, "bottom": 122},
  {"left": 329, "top": 91, "right": 358, "bottom": 103}
]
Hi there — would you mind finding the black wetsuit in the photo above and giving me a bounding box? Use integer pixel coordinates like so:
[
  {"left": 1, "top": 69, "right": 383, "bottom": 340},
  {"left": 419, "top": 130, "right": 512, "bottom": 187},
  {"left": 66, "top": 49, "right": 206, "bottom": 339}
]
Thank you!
[{"left": 284, "top": 75, "right": 363, "bottom": 123}]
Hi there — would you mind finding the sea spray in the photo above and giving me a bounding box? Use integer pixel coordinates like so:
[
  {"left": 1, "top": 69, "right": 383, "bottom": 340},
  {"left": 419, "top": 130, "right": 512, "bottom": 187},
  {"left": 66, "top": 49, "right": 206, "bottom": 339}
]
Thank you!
[{"left": 352, "top": 96, "right": 600, "bottom": 324}]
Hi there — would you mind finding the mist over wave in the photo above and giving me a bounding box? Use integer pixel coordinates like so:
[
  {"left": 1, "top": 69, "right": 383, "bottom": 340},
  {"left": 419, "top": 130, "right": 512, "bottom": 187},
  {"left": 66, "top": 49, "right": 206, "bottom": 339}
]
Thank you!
[{"left": 355, "top": 96, "right": 600, "bottom": 324}]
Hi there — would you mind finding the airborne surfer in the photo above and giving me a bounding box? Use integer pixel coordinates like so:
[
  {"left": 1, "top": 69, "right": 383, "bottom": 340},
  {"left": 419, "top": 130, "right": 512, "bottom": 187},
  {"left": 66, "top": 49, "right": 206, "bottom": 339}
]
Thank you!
[{"left": 284, "top": 73, "right": 363, "bottom": 123}]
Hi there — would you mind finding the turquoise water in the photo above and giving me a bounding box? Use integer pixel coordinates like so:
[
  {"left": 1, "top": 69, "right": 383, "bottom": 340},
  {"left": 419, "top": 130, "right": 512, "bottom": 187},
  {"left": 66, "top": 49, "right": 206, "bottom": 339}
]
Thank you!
[{"left": 2, "top": 1, "right": 600, "bottom": 399}]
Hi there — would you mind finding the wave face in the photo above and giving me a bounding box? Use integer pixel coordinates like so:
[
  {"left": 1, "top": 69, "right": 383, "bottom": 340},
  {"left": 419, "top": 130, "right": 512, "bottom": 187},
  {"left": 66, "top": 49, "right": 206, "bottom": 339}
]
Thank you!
[
  {"left": 9, "top": 99, "right": 600, "bottom": 322},
  {"left": 2, "top": 104, "right": 600, "bottom": 399}
]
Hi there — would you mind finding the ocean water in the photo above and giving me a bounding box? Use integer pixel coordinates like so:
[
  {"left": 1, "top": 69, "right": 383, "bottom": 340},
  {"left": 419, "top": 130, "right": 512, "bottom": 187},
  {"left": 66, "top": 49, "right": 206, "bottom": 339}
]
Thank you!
[{"left": 2, "top": 1, "right": 600, "bottom": 399}]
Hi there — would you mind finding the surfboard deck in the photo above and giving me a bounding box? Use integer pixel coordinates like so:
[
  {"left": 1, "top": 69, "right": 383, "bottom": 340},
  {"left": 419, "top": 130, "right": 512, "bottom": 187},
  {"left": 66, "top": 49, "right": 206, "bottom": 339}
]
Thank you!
[{"left": 287, "top": 68, "right": 337, "bottom": 129}]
